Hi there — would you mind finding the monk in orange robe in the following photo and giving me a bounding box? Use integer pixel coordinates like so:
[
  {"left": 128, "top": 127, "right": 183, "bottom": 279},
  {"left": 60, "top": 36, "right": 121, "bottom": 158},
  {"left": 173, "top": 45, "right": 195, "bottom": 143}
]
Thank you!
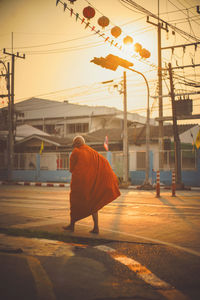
[{"left": 63, "top": 136, "right": 120, "bottom": 234}]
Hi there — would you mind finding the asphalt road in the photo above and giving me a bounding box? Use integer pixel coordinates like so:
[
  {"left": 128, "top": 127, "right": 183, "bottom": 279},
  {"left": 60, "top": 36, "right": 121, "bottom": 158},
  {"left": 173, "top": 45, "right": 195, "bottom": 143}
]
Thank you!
[{"left": 0, "top": 184, "right": 200, "bottom": 300}]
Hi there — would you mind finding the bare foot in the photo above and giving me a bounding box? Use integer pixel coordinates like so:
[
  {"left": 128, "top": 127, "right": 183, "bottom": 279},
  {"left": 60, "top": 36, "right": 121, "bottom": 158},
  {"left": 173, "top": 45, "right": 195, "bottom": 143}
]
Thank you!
[
  {"left": 62, "top": 225, "right": 74, "bottom": 232},
  {"left": 89, "top": 228, "right": 99, "bottom": 234}
]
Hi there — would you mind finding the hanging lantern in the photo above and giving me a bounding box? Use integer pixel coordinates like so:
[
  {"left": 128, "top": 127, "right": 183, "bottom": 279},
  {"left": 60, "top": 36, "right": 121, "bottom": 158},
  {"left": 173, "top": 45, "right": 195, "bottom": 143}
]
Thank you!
[
  {"left": 134, "top": 43, "right": 142, "bottom": 53},
  {"left": 98, "top": 16, "right": 110, "bottom": 29},
  {"left": 83, "top": 6, "right": 95, "bottom": 20},
  {"left": 139, "top": 48, "right": 151, "bottom": 59},
  {"left": 123, "top": 35, "right": 133, "bottom": 45},
  {"left": 111, "top": 26, "right": 122, "bottom": 38}
]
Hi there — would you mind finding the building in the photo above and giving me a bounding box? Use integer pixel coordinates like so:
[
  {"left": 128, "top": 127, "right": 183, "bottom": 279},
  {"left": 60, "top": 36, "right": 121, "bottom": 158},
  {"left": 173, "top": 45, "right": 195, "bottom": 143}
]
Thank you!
[
  {"left": 0, "top": 98, "right": 199, "bottom": 187},
  {"left": 14, "top": 97, "right": 153, "bottom": 137}
]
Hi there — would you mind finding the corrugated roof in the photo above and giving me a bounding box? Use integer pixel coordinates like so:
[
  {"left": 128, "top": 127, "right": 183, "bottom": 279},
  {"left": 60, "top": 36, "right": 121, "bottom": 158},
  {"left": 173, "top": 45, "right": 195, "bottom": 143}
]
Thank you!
[
  {"left": 84, "top": 124, "right": 197, "bottom": 144},
  {"left": 16, "top": 124, "right": 50, "bottom": 140},
  {"left": 14, "top": 98, "right": 121, "bottom": 120},
  {"left": 15, "top": 134, "right": 72, "bottom": 147}
]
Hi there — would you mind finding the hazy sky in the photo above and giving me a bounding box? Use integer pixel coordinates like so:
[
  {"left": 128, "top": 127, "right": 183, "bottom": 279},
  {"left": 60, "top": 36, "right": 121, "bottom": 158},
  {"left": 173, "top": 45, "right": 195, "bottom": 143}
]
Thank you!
[{"left": 0, "top": 0, "right": 199, "bottom": 121}]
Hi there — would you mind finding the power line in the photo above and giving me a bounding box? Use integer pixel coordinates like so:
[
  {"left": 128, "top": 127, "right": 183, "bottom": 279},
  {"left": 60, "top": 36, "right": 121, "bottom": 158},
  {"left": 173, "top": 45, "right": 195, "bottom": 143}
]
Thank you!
[{"left": 121, "top": 0, "right": 200, "bottom": 42}]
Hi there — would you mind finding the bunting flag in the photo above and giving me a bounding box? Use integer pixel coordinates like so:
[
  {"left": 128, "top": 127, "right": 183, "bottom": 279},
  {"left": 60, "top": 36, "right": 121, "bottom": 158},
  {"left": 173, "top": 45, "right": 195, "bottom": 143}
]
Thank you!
[
  {"left": 85, "top": 22, "right": 90, "bottom": 29},
  {"left": 190, "top": 131, "right": 195, "bottom": 151},
  {"left": 63, "top": 3, "right": 67, "bottom": 11},
  {"left": 40, "top": 141, "right": 44, "bottom": 154},
  {"left": 195, "top": 129, "right": 200, "bottom": 149},
  {"left": 104, "top": 136, "right": 109, "bottom": 151},
  {"left": 55, "top": 0, "right": 156, "bottom": 68}
]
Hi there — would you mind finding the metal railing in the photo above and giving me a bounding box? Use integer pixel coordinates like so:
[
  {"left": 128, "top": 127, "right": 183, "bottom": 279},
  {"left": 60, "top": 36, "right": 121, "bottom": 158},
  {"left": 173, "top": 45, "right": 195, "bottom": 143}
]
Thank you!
[{"left": 0, "top": 150, "right": 197, "bottom": 172}]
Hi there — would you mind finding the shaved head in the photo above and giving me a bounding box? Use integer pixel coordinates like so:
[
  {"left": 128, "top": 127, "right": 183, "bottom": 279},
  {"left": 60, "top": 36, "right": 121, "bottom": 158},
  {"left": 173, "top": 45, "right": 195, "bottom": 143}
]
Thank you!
[{"left": 73, "top": 136, "right": 85, "bottom": 148}]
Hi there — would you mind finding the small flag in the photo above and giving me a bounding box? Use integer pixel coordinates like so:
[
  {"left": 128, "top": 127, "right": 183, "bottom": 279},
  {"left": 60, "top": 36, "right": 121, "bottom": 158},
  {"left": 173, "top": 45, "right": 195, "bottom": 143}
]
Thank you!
[
  {"left": 190, "top": 131, "right": 195, "bottom": 151},
  {"left": 63, "top": 2, "right": 67, "bottom": 11},
  {"left": 75, "top": 13, "right": 79, "bottom": 21},
  {"left": 104, "top": 136, "right": 109, "bottom": 151},
  {"left": 40, "top": 141, "right": 44, "bottom": 154},
  {"left": 85, "top": 22, "right": 90, "bottom": 29},
  {"left": 195, "top": 129, "right": 200, "bottom": 149}
]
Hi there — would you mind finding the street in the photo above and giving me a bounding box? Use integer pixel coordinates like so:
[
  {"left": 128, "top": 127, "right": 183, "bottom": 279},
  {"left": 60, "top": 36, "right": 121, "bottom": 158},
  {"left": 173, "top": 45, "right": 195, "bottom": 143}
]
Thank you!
[{"left": 0, "top": 184, "right": 200, "bottom": 300}]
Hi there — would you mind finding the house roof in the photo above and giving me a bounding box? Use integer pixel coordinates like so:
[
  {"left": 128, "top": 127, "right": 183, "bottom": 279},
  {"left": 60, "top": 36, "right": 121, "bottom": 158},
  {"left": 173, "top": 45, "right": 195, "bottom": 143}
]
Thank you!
[
  {"left": 14, "top": 98, "right": 122, "bottom": 120},
  {"left": 84, "top": 124, "right": 197, "bottom": 144},
  {"left": 12, "top": 98, "right": 150, "bottom": 125},
  {"left": 15, "top": 124, "right": 50, "bottom": 141},
  {"left": 14, "top": 124, "right": 197, "bottom": 151},
  {"left": 15, "top": 134, "right": 72, "bottom": 147}
]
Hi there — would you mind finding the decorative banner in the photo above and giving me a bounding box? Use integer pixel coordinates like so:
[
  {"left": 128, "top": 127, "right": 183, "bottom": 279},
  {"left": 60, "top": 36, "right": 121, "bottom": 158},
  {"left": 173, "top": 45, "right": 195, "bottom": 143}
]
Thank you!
[
  {"left": 63, "top": 3, "right": 67, "bottom": 11},
  {"left": 85, "top": 22, "right": 90, "bottom": 29},
  {"left": 195, "top": 129, "right": 200, "bottom": 149},
  {"left": 55, "top": 0, "right": 155, "bottom": 68},
  {"left": 40, "top": 141, "right": 44, "bottom": 155}
]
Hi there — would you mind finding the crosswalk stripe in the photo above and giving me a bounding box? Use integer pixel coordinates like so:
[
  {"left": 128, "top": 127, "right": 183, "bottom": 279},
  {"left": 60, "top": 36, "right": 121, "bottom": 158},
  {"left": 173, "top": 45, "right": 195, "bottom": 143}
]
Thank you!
[{"left": 95, "top": 245, "right": 190, "bottom": 300}]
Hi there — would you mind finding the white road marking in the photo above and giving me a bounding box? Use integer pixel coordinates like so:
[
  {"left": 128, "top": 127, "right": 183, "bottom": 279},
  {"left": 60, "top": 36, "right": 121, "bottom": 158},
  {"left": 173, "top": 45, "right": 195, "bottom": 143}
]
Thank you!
[
  {"left": 80, "top": 223, "right": 200, "bottom": 257},
  {"left": 26, "top": 255, "right": 57, "bottom": 300},
  {"left": 95, "top": 245, "right": 190, "bottom": 300}
]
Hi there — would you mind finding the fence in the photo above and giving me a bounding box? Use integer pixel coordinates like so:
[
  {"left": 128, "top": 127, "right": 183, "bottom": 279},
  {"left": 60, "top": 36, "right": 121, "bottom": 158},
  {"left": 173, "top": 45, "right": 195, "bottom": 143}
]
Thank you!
[
  {"left": 0, "top": 150, "right": 197, "bottom": 172},
  {"left": 0, "top": 149, "right": 199, "bottom": 186}
]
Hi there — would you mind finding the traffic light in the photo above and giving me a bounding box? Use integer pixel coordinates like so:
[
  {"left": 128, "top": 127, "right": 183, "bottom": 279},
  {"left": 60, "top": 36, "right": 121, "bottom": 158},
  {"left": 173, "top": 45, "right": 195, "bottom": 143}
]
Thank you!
[
  {"left": 91, "top": 54, "right": 133, "bottom": 71},
  {"left": 105, "top": 54, "right": 133, "bottom": 69},
  {"left": 90, "top": 57, "right": 118, "bottom": 71}
]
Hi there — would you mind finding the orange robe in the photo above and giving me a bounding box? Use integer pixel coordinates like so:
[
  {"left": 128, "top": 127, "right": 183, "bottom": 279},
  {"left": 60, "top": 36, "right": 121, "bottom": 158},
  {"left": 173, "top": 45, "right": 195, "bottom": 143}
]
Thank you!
[{"left": 69, "top": 144, "right": 120, "bottom": 222}]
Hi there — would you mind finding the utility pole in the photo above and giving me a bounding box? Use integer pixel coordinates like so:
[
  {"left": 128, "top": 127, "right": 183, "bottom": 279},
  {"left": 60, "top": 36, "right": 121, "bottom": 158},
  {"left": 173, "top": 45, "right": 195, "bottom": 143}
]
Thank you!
[
  {"left": 157, "top": 21, "right": 164, "bottom": 166},
  {"left": 0, "top": 60, "right": 11, "bottom": 179},
  {"left": 168, "top": 63, "right": 183, "bottom": 188},
  {"left": 146, "top": 0, "right": 169, "bottom": 167},
  {"left": 123, "top": 71, "right": 129, "bottom": 184},
  {"left": 3, "top": 33, "right": 25, "bottom": 181}
]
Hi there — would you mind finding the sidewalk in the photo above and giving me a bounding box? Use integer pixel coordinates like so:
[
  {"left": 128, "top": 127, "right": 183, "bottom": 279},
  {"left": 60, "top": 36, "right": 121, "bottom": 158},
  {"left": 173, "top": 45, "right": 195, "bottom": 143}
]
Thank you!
[{"left": 1, "top": 180, "right": 200, "bottom": 191}]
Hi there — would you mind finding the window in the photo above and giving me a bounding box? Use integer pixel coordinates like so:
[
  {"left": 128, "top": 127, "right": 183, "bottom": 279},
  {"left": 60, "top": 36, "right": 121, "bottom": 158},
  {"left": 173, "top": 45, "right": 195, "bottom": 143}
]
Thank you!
[
  {"left": 67, "top": 123, "right": 89, "bottom": 134},
  {"left": 136, "top": 152, "right": 146, "bottom": 170},
  {"left": 45, "top": 124, "right": 56, "bottom": 134},
  {"left": 56, "top": 153, "right": 69, "bottom": 170},
  {"left": 182, "top": 150, "right": 196, "bottom": 170}
]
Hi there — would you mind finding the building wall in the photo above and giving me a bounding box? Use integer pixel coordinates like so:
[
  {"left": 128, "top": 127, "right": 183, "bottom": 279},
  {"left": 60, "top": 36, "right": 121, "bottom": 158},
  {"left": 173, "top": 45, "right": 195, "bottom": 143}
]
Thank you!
[{"left": 0, "top": 149, "right": 199, "bottom": 186}]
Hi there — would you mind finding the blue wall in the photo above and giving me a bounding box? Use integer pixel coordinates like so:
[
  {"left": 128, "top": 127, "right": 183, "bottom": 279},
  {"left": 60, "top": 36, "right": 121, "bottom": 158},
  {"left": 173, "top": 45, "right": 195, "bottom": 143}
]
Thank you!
[
  {"left": 0, "top": 150, "right": 199, "bottom": 187},
  {"left": 129, "top": 149, "right": 200, "bottom": 187}
]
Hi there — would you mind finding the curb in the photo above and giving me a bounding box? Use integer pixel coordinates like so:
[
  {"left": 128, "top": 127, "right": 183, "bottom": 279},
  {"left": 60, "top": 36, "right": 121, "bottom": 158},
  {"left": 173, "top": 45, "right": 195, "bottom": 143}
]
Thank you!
[{"left": 0, "top": 181, "right": 70, "bottom": 188}]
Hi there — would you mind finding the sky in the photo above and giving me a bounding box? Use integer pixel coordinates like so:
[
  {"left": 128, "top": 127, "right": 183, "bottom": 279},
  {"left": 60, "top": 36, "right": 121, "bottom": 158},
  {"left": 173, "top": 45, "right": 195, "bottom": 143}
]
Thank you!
[{"left": 0, "top": 0, "right": 200, "bottom": 123}]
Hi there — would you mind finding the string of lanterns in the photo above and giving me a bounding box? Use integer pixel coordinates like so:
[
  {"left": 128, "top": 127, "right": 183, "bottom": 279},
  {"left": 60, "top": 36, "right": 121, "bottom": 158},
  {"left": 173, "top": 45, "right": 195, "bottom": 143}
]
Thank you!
[{"left": 56, "top": 0, "right": 154, "bottom": 66}]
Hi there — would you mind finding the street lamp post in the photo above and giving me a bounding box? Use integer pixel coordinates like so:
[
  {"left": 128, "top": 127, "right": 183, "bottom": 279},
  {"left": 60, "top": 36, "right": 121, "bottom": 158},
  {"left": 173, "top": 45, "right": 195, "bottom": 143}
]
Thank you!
[
  {"left": 128, "top": 67, "right": 151, "bottom": 188},
  {"left": 91, "top": 54, "right": 152, "bottom": 188},
  {"left": 0, "top": 60, "right": 12, "bottom": 182}
]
